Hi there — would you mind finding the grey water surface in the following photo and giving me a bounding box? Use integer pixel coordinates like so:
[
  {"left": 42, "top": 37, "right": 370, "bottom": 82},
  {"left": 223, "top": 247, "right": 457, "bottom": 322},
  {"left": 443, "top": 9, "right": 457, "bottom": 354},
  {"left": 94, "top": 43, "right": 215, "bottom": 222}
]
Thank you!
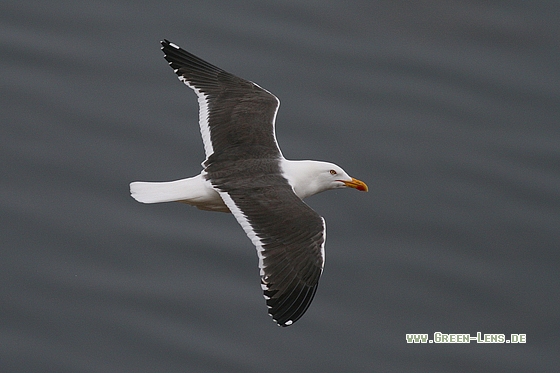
[{"left": 1, "top": 1, "right": 559, "bottom": 372}]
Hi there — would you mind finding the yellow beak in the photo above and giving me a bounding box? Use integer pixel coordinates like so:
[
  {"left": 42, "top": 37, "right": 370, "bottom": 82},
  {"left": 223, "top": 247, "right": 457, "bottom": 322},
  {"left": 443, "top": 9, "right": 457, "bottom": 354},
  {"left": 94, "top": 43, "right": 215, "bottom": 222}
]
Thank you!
[{"left": 341, "top": 177, "right": 368, "bottom": 192}]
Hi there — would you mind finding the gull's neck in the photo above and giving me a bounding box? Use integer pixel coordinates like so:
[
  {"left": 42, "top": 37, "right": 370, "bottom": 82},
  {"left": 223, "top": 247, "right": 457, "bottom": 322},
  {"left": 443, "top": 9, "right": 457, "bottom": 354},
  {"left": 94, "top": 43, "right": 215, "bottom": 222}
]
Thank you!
[{"left": 280, "top": 159, "right": 330, "bottom": 199}]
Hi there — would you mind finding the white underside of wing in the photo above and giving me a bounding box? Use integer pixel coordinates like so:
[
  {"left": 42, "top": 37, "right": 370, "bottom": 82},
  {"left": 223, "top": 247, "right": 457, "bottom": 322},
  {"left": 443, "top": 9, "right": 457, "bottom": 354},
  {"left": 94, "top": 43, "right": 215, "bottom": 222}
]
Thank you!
[
  {"left": 218, "top": 190, "right": 285, "bottom": 314},
  {"left": 217, "top": 191, "right": 269, "bottom": 282},
  {"left": 176, "top": 75, "right": 214, "bottom": 161},
  {"left": 319, "top": 217, "right": 326, "bottom": 269}
]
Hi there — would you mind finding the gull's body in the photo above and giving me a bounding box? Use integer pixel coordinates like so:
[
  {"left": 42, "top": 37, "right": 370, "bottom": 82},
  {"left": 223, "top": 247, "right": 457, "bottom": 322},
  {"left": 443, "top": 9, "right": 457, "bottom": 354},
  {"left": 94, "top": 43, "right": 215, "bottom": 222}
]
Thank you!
[
  {"left": 130, "top": 40, "right": 367, "bottom": 326},
  {"left": 131, "top": 159, "right": 362, "bottom": 212}
]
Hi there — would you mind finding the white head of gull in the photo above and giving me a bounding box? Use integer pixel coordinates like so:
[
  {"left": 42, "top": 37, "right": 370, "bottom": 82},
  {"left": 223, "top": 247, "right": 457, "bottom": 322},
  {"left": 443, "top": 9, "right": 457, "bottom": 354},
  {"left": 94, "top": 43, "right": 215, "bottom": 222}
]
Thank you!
[{"left": 130, "top": 40, "right": 368, "bottom": 327}]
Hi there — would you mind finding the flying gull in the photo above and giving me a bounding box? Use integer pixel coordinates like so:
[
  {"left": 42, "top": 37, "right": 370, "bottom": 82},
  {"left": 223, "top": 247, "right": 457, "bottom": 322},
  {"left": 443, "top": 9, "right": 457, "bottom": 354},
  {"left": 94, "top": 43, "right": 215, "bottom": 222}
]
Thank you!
[{"left": 130, "top": 40, "right": 368, "bottom": 327}]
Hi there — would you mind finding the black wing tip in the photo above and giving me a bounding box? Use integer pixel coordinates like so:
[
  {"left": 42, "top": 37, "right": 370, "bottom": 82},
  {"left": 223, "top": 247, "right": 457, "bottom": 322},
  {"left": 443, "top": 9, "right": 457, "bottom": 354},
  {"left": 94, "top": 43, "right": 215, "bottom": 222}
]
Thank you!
[
  {"left": 160, "top": 39, "right": 179, "bottom": 51},
  {"left": 267, "top": 282, "right": 319, "bottom": 327},
  {"left": 159, "top": 39, "right": 224, "bottom": 77},
  {"left": 277, "top": 320, "right": 294, "bottom": 327},
  {"left": 273, "top": 314, "right": 295, "bottom": 327}
]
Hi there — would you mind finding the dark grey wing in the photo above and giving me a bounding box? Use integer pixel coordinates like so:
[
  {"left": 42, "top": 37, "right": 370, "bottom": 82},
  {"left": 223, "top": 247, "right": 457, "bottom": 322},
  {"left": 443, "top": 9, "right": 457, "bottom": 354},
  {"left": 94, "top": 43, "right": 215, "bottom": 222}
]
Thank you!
[
  {"left": 161, "top": 40, "right": 282, "bottom": 160},
  {"left": 207, "top": 158, "right": 325, "bottom": 327},
  {"left": 162, "top": 40, "right": 324, "bottom": 326}
]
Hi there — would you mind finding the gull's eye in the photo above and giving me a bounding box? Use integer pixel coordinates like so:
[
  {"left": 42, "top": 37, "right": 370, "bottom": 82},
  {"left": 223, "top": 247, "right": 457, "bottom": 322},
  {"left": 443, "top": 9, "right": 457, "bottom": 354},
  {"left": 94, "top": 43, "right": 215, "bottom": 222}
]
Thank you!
[{"left": 329, "top": 169, "right": 337, "bottom": 175}]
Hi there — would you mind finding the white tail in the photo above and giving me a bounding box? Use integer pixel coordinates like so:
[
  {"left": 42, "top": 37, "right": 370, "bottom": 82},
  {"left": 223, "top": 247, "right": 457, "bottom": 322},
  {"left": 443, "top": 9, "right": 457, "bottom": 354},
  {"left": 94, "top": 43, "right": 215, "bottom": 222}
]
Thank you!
[
  {"left": 130, "top": 179, "right": 194, "bottom": 204},
  {"left": 130, "top": 174, "right": 229, "bottom": 212}
]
